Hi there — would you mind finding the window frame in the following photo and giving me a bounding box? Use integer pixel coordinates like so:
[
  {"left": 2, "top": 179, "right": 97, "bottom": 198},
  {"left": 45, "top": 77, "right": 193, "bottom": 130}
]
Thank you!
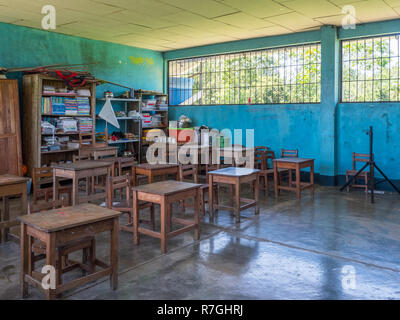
[
  {"left": 167, "top": 42, "right": 322, "bottom": 107},
  {"left": 340, "top": 33, "right": 400, "bottom": 103}
]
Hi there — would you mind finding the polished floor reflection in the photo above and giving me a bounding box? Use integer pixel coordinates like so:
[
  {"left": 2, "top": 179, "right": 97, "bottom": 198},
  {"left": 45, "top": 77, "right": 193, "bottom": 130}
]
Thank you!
[{"left": 1, "top": 186, "right": 399, "bottom": 299}]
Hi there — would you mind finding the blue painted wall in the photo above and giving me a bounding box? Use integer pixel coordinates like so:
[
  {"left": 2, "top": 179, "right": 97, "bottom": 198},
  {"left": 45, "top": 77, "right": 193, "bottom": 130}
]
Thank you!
[
  {"left": 0, "top": 22, "right": 164, "bottom": 134},
  {"left": 165, "top": 19, "right": 400, "bottom": 185}
]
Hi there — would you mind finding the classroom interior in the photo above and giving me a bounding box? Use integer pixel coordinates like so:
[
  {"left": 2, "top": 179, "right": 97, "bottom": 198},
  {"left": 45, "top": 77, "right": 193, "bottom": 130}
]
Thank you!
[{"left": 0, "top": 0, "right": 400, "bottom": 300}]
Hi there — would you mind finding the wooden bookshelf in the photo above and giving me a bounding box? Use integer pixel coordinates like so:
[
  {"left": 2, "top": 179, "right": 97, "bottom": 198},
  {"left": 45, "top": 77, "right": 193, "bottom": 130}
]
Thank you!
[
  {"left": 22, "top": 74, "right": 96, "bottom": 177},
  {"left": 135, "top": 90, "right": 168, "bottom": 163}
]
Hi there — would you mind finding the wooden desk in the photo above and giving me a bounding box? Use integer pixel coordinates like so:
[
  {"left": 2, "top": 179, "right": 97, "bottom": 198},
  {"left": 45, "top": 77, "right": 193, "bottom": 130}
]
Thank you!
[
  {"left": 132, "top": 180, "right": 201, "bottom": 253},
  {"left": 273, "top": 158, "right": 315, "bottom": 199},
  {"left": 79, "top": 146, "right": 119, "bottom": 159},
  {"left": 52, "top": 161, "right": 113, "bottom": 205},
  {"left": 208, "top": 167, "right": 260, "bottom": 223},
  {"left": 133, "top": 163, "right": 179, "bottom": 185},
  {"left": 18, "top": 203, "right": 121, "bottom": 300},
  {"left": 0, "top": 174, "right": 29, "bottom": 243}
]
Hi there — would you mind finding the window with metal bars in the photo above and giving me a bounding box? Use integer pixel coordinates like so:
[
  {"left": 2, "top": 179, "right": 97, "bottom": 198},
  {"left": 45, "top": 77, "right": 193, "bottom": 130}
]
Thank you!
[
  {"left": 168, "top": 43, "right": 321, "bottom": 106},
  {"left": 341, "top": 34, "right": 400, "bottom": 102}
]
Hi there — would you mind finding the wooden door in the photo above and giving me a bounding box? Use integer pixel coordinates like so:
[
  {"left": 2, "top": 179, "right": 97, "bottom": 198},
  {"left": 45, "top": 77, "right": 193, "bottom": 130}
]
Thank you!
[{"left": 0, "top": 80, "right": 23, "bottom": 176}]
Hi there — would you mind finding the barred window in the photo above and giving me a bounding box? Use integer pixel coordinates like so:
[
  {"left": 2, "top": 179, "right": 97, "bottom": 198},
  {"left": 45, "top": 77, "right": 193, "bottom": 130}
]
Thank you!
[
  {"left": 342, "top": 35, "right": 400, "bottom": 102},
  {"left": 168, "top": 43, "right": 321, "bottom": 106}
]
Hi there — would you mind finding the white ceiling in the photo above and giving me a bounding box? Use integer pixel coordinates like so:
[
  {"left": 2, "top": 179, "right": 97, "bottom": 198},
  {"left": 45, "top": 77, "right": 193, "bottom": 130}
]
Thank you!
[{"left": 0, "top": 0, "right": 399, "bottom": 51}]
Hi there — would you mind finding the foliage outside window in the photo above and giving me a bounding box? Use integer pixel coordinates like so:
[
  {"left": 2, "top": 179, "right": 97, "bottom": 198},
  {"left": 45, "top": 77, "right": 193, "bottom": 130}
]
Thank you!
[
  {"left": 168, "top": 44, "right": 321, "bottom": 106},
  {"left": 342, "top": 35, "right": 400, "bottom": 102}
]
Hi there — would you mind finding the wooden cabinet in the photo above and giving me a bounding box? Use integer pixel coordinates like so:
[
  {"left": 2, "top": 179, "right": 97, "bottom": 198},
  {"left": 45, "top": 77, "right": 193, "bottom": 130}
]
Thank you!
[
  {"left": 22, "top": 74, "right": 96, "bottom": 177},
  {"left": 0, "top": 80, "right": 23, "bottom": 176}
]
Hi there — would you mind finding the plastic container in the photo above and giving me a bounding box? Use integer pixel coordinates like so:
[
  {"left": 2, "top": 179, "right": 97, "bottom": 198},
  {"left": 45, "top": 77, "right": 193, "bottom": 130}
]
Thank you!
[{"left": 142, "top": 114, "right": 153, "bottom": 128}]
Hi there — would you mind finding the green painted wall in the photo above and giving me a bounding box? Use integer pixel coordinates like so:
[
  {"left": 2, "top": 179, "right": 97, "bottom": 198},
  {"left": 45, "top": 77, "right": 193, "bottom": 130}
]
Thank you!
[{"left": 0, "top": 22, "right": 164, "bottom": 134}]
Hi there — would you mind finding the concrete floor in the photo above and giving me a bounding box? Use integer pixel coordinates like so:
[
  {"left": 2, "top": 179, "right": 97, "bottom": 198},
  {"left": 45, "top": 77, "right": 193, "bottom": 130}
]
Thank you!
[{"left": 1, "top": 185, "right": 400, "bottom": 300}]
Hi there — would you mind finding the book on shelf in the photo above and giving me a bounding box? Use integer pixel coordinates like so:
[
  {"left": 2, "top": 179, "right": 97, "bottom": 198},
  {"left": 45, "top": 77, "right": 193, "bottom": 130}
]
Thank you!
[{"left": 41, "top": 96, "right": 91, "bottom": 116}]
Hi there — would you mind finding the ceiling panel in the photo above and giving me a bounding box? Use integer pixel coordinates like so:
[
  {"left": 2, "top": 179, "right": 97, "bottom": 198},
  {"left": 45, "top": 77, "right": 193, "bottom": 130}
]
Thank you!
[
  {"left": 157, "top": 0, "right": 238, "bottom": 18},
  {"left": 0, "top": 0, "right": 398, "bottom": 51},
  {"left": 266, "top": 12, "right": 322, "bottom": 31},
  {"left": 283, "top": 0, "right": 341, "bottom": 18},
  {"left": 214, "top": 12, "right": 276, "bottom": 29},
  {"left": 218, "top": 0, "right": 293, "bottom": 18}
]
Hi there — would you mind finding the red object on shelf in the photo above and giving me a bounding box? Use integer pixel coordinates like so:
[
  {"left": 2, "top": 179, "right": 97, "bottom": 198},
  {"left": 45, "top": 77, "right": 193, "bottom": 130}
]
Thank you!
[{"left": 169, "top": 128, "right": 195, "bottom": 143}]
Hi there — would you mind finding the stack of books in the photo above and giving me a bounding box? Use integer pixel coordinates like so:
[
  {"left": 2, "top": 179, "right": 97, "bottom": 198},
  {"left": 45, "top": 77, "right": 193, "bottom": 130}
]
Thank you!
[
  {"left": 64, "top": 98, "right": 78, "bottom": 115},
  {"left": 77, "top": 97, "right": 91, "bottom": 115},
  {"left": 78, "top": 118, "right": 93, "bottom": 133}
]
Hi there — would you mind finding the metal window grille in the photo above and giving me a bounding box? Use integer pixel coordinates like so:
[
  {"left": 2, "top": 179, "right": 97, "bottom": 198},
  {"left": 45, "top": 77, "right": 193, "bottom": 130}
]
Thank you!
[
  {"left": 341, "top": 34, "right": 400, "bottom": 102},
  {"left": 168, "top": 43, "right": 321, "bottom": 106}
]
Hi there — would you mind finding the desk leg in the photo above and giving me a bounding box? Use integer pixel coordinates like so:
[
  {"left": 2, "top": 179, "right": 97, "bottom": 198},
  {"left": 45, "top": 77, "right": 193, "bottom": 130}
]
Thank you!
[
  {"left": 208, "top": 175, "right": 214, "bottom": 219},
  {"left": 194, "top": 189, "right": 200, "bottom": 240},
  {"left": 229, "top": 185, "right": 234, "bottom": 208},
  {"left": 1, "top": 197, "right": 9, "bottom": 242},
  {"left": 149, "top": 173, "right": 154, "bottom": 184},
  {"left": 167, "top": 203, "right": 172, "bottom": 233},
  {"left": 110, "top": 218, "right": 119, "bottom": 290},
  {"left": 53, "top": 173, "right": 58, "bottom": 202},
  {"left": 235, "top": 180, "right": 241, "bottom": 224},
  {"left": 133, "top": 191, "right": 140, "bottom": 245},
  {"left": 20, "top": 223, "right": 29, "bottom": 298},
  {"left": 72, "top": 177, "right": 78, "bottom": 206},
  {"left": 255, "top": 175, "right": 259, "bottom": 215},
  {"left": 132, "top": 169, "right": 137, "bottom": 187},
  {"left": 296, "top": 165, "right": 301, "bottom": 200},
  {"left": 274, "top": 164, "right": 279, "bottom": 198},
  {"left": 45, "top": 233, "right": 56, "bottom": 300},
  {"left": 160, "top": 199, "right": 167, "bottom": 254},
  {"left": 310, "top": 163, "right": 315, "bottom": 198},
  {"left": 22, "top": 187, "right": 28, "bottom": 215},
  {"left": 0, "top": 198, "right": 2, "bottom": 243}
]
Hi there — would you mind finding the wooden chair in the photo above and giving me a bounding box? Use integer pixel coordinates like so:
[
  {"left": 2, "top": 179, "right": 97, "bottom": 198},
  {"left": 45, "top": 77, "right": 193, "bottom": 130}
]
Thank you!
[
  {"left": 179, "top": 164, "right": 218, "bottom": 217},
  {"left": 32, "top": 167, "right": 71, "bottom": 205},
  {"left": 257, "top": 150, "right": 289, "bottom": 197},
  {"left": 346, "top": 153, "right": 371, "bottom": 193},
  {"left": 72, "top": 155, "right": 92, "bottom": 194},
  {"left": 79, "top": 128, "right": 108, "bottom": 149},
  {"left": 107, "top": 174, "right": 155, "bottom": 236},
  {"left": 118, "top": 158, "right": 136, "bottom": 186},
  {"left": 281, "top": 149, "right": 298, "bottom": 158},
  {"left": 254, "top": 147, "right": 268, "bottom": 169},
  {"left": 29, "top": 199, "right": 96, "bottom": 286}
]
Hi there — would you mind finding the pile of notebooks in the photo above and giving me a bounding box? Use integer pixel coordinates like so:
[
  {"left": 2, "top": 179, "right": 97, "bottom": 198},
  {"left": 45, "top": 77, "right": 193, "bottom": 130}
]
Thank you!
[
  {"left": 64, "top": 98, "right": 78, "bottom": 115},
  {"left": 78, "top": 118, "right": 93, "bottom": 133},
  {"left": 77, "top": 97, "right": 91, "bottom": 115},
  {"left": 56, "top": 118, "right": 78, "bottom": 132},
  {"left": 41, "top": 97, "right": 90, "bottom": 116}
]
